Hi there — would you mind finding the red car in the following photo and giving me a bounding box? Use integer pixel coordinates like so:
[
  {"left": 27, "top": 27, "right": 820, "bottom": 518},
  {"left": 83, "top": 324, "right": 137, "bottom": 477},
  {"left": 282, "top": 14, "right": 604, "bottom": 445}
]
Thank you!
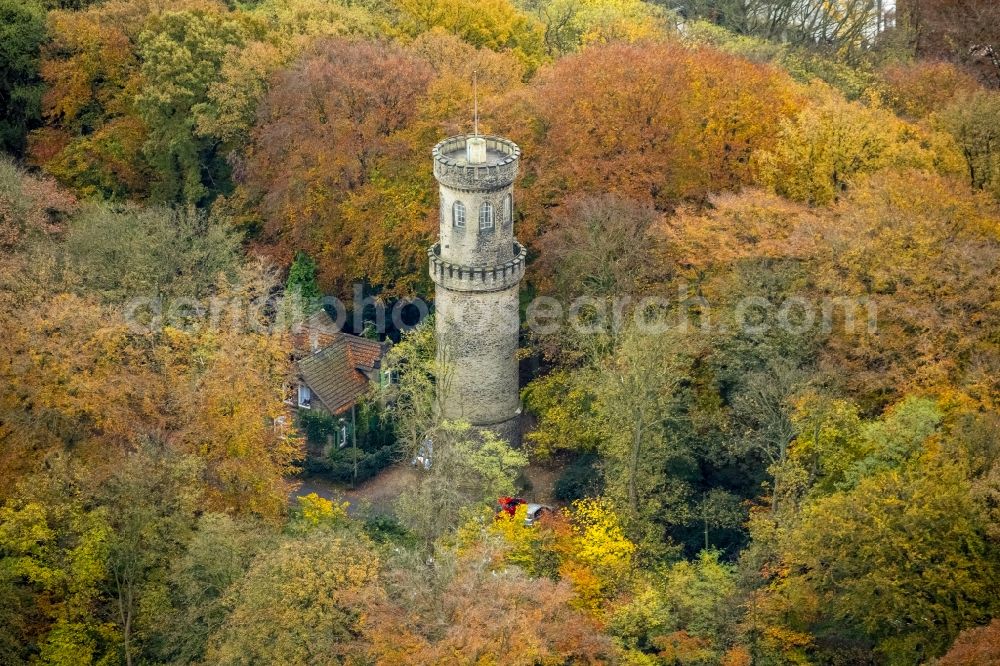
[
  {"left": 497, "top": 496, "right": 526, "bottom": 518},
  {"left": 497, "top": 497, "right": 553, "bottom": 525}
]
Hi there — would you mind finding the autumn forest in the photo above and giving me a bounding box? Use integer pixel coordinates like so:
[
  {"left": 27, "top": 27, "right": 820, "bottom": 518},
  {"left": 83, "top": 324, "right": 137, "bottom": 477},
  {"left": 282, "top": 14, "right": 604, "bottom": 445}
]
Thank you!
[{"left": 1, "top": 0, "right": 1000, "bottom": 664}]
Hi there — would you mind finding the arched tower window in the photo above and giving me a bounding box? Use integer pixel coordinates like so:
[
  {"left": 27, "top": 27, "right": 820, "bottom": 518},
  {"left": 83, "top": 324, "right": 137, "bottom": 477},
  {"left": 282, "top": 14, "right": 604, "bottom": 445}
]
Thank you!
[
  {"left": 479, "top": 201, "right": 494, "bottom": 230},
  {"left": 453, "top": 201, "right": 466, "bottom": 228},
  {"left": 502, "top": 194, "right": 512, "bottom": 226}
]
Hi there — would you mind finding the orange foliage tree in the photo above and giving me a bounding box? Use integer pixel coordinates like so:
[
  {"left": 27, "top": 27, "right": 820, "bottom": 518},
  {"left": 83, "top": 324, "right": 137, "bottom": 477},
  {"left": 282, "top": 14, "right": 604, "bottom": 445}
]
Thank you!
[
  {"left": 236, "top": 31, "right": 525, "bottom": 300},
  {"left": 654, "top": 188, "right": 823, "bottom": 284},
  {"left": 368, "top": 540, "right": 613, "bottom": 664},
  {"left": 32, "top": 1, "right": 156, "bottom": 197},
  {"left": 240, "top": 38, "right": 435, "bottom": 299},
  {"left": 0, "top": 279, "right": 301, "bottom": 518},
  {"left": 518, "top": 40, "right": 798, "bottom": 240},
  {"left": 939, "top": 619, "right": 1000, "bottom": 666},
  {"left": 880, "top": 59, "right": 980, "bottom": 120},
  {"left": 485, "top": 497, "right": 636, "bottom": 614},
  {"left": 815, "top": 170, "right": 1000, "bottom": 409},
  {"left": 651, "top": 171, "right": 1000, "bottom": 410}
]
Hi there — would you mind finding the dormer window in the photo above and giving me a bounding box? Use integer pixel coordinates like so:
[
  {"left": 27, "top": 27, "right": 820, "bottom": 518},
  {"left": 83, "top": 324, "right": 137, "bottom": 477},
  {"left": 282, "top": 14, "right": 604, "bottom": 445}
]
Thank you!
[
  {"left": 453, "top": 201, "right": 466, "bottom": 228},
  {"left": 480, "top": 201, "right": 494, "bottom": 230},
  {"left": 297, "top": 384, "right": 312, "bottom": 408}
]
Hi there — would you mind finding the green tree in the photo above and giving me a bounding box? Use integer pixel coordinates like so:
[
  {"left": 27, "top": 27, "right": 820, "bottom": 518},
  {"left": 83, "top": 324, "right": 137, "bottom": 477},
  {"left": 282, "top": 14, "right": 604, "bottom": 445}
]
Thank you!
[
  {"left": 610, "top": 550, "right": 740, "bottom": 662},
  {"left": 195, "top": 0, "right": 379, "bottom": 152},
  {"left": 773, "top": 454, "right": 1000, "bottom": 664},
  {"left": 284, "top": 250, "right": 321, "bottom": 314},
  {"left": 137, "top": 10, "right": 245, "bottom": 204},
  {"left": 62, "top": 203, "right": 242, "bottom": 303},
  {"left": 667, "top": 0, "right": 885, "bottom": 60},
  {"left": 595, "top": 325, "right": 702, "bottom": 556},
  {"left": 939, "top": 89, "right": 1000, "bottom": 199},
  {"left": 382, "top": 317, "right": 440, "bottom": 457},
  {"left": 521, "top": 368, "right": 604, "bottom": 458},
  {"left": 150, "top": 513, "right": 271, "bottom": 665},
  {"left": 0, "top": 0, "right": 46, "bottom": 155},
  {"left": 96, "top": 445, "right": 203, "bottom": 666},
  {"left": 0, "top": 471, "right": 114, "bottom": 665},
  {"left": 396, "top": 421, "right": 528, "bottom": 548},
  {"left": 785, "top": 394, "right": 943, "bottom": 498},
  {"left": 205, "top": 530, "right": 382, "bottom": 665},
  {"left": 682, "top": 19, "right": 879, "bottom": 101}
]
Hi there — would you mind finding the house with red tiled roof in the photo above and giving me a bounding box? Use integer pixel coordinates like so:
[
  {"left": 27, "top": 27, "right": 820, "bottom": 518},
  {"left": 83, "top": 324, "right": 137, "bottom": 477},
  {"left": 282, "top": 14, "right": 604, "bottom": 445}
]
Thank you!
[{"left": 291, "top": 310, "right": 388, "bottom": 416}]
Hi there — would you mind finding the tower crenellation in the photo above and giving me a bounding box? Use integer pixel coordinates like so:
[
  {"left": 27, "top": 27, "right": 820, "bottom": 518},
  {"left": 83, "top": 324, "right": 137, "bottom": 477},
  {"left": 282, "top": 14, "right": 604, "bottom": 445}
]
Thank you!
[
  {"left": 430, "top": 133, "right": 524, "bottom": 444},
  {"left": 432, "top": 135, "right": 520, "bottom": 190}
]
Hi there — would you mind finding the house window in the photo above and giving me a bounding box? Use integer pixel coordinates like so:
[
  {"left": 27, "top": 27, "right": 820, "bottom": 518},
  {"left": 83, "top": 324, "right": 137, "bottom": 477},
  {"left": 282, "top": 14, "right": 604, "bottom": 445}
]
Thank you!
[
  {"left": 502, "top": 194, "right": 512, "bottom": 226},
  {"left": 297, "top": 384, "right": 312, "bottom": 408},
  {"left": 480, "top": 201, "right": 494, "bottom": 230},
  {"left": 453, "top": 201, "right": 466, "bottom": 228}
]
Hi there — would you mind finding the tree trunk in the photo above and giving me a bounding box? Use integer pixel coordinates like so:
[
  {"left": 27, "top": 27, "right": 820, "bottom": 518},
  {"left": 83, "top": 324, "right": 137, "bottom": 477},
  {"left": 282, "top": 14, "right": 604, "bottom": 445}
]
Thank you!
[{"left": 628, "top": 417, "right": 642, "bottom": 519}]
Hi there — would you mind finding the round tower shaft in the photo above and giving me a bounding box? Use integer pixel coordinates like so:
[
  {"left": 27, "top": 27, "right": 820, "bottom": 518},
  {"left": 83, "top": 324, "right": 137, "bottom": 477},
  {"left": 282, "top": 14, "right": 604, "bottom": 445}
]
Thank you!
[{"left": 429, "top": 134, "right": 524, "bottom": 444}]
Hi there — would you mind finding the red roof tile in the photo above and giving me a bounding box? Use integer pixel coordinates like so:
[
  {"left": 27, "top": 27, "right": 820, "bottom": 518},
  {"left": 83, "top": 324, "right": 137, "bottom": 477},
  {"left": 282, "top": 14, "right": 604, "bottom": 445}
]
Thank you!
[{"left": 295, "top": 315, "right": 386, "bottom": 415}]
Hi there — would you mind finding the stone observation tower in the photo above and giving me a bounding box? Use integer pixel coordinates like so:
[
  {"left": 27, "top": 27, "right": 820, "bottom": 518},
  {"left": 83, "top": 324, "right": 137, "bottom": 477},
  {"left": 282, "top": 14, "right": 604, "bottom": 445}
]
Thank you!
[{"left": 428, "top": 132, "right": 525, "bottom": 444}]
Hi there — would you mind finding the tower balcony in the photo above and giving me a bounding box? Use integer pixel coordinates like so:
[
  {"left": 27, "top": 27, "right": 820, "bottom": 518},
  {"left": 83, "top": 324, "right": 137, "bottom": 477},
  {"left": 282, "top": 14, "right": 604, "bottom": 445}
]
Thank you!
[
  {"left": 428, "top": 241, "right": 527, "bottom": 292},
  {"left": 432, "top": 135, "right": 520, "bottom": 191}
]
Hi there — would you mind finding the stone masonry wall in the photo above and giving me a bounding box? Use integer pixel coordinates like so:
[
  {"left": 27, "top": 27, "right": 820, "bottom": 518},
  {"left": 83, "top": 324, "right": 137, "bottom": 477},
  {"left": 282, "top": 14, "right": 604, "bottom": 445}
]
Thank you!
[
  {"left": 438, "top": 183, "right": 516, "bottom": 267},
  {"left": 434, "top": 283, "right": 521, "bottom": 428},
  {"left": 432, "top": 135, "right": 523, "bottom": 445}
]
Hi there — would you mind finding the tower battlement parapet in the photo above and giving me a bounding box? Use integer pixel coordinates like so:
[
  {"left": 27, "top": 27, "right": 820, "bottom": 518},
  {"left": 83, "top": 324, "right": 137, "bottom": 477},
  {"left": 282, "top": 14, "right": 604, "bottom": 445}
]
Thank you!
[
  {"left": 428, "top": 241, "right": 526, "bottom": 292},
  {"left": 432, "top": 135, "right": 520, "bottom": 191}
]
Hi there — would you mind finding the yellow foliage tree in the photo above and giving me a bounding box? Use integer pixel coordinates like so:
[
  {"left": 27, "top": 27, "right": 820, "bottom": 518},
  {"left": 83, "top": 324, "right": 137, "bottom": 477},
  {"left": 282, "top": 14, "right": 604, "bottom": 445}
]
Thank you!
[
  {"left": 288, "top": 492, "right": 350, "bottom": 532},
  {"left": 754, "top": 83, "right": 965, "bottom": 205},
  {"left": 516, "top": 0, "right": 672, "bottom": 56},
  {"left": 555, "top": 498, "right": 636, "bottom": 612},
  {"left": 486, "top": 503, "right": 552, "bottom": 574},
  {"left": 392, "top": 0, "right": 546, "bottom": 70},
  {"left": 486, "top": 496, "right": 636, "bottom": 614}
]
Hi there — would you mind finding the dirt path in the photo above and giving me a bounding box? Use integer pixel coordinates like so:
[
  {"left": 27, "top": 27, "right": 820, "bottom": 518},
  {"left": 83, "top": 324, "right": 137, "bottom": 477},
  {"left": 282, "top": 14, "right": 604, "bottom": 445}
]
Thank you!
[
  {"left": 289, "top": 459, "right": 566, "bottom": 517},
  {"left": 520, "top": 461, "right": 563, "bottom": 507},
  {"left": 289, "top": 463, "right": 419, "bottom": 516}
]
